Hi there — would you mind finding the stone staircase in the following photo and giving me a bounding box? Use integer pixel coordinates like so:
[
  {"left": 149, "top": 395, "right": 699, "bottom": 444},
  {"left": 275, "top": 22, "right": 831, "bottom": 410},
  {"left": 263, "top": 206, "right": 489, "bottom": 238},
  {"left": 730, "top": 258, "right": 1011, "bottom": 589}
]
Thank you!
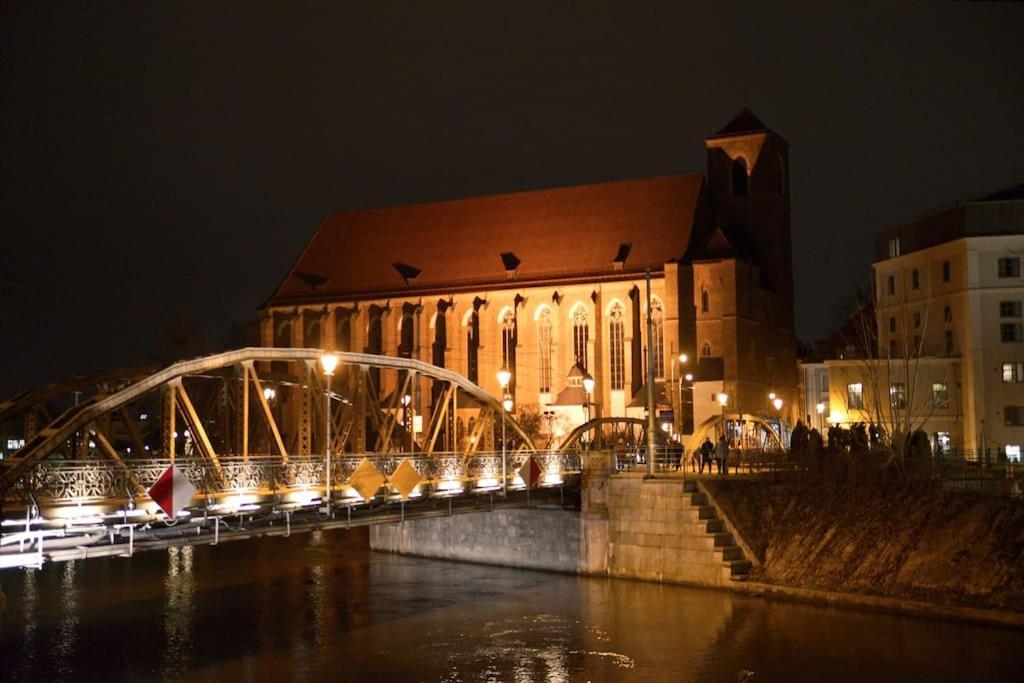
[
  {"left": 683, "top": 480, "right": 751, "bottom": 582},
  {"left": 604, "top": 475, "right": 752, "bottom": 587}
]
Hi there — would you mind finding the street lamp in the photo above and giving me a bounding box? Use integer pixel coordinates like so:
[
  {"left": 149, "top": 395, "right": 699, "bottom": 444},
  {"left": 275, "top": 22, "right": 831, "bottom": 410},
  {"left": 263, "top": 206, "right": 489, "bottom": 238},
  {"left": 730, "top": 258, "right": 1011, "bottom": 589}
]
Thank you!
[
  {"left": 675, "top": 353, "right": 689, "bottom": 436},
  {"left": 815, "top": 402, "right": 826, "bottom": 432},
  {"left": 717, "top": 391, "right": 729, "bottom": 441},
  {"left": 501, "top": 394, "right": 513, "bottom": 496},
  {"left": 262, "top": 386, "right": 276, "bottom": 402},
  {"left": 497, "top": 368, "right": 512, "bottom": 495},
  {"left": 582, "top": 372, "right": 595, "bottom": 448},
  {"left": 772, "top": 397, "right": 783, "bottom": 412},
  {"left": 320, "top": 353, "right": 339, "bottom": 515}
]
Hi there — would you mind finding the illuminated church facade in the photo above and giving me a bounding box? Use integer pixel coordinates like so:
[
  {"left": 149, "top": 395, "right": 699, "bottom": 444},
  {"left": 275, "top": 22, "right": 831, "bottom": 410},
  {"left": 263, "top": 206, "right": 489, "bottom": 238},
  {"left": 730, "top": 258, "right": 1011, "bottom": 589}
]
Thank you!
[{"left": 262, "top": 109, "right": 798, "bottom": 445}]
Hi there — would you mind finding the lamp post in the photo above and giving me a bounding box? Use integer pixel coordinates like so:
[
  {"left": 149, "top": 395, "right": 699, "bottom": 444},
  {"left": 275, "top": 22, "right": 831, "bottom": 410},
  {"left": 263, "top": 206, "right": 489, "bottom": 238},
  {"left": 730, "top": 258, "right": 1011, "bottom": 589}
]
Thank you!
[
  {"left": 772, "top": 396, "right": 784, "bottom": 447},
  {"left": 320, "top": 353, "right": 339, "bottom": 516},
  {"left": 815, "top": 401, "right": 826, "bottom": 433},
  {"left": 675, "top": 353, "right": 688, "bottom": 437},
  {"left": 717, "top": 392, "right": 729, "bottom": 442},
  {"left": 497, "top": 367, "right": 512, "bottom": 495},
  {"left": 582, "top": 372, "right": 595, "bottom": 449},
  {"left": 262, "top": 386, "right": 276, "bottom": 453}
]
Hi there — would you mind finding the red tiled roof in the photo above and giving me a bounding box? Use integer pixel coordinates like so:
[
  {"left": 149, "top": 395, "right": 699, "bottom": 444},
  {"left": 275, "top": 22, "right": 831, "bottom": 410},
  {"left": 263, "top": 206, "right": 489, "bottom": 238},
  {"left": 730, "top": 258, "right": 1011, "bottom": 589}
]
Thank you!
[{"left": 267, "top": 174, "right": 708, "bottom": 306}]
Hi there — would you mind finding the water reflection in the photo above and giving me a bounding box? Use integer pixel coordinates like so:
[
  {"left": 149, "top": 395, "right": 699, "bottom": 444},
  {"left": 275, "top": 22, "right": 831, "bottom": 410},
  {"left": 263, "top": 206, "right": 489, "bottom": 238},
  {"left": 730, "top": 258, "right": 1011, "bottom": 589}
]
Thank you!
[
  {"left": 1, "top": 529, "right": 1022, "bottom": 682},
  {"left": 162, "top": 545, "right": 195, "bottom": 680},
  {"left": 56, "top": 560, "right": 78, "bottom": 678}
]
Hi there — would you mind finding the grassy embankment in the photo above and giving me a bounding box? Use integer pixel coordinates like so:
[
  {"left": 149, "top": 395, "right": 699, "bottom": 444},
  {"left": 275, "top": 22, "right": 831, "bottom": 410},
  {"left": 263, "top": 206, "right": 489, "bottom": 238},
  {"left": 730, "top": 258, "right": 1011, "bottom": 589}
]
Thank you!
[{"left": 705, "top": 459, "right": 1024, "bottom": 612}]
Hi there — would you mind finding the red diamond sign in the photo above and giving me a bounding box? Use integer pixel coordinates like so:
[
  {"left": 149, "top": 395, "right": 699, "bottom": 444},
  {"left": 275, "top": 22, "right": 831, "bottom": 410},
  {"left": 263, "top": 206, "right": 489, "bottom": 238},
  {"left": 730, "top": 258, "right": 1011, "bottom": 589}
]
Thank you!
[
  {"left": 148, "top": 465, "right": 197, "bottom": 517},
  {"left": 518, "top": 456, "right": 542, "bottom": 489}
]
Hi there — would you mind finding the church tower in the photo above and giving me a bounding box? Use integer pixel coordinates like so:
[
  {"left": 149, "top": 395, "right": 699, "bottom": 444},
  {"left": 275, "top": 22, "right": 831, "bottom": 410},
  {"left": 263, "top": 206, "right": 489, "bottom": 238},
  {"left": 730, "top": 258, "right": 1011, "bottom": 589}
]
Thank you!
[{"left": 704, "top": 108, "right": 794, "bottom": 331}]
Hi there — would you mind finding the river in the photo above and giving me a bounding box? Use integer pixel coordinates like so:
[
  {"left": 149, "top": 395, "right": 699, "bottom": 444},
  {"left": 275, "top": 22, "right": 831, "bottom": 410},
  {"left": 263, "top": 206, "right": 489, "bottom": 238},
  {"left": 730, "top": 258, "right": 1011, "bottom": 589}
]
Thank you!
[{"left": 1, "top": 529, "right": 1021, "bottom": 682}]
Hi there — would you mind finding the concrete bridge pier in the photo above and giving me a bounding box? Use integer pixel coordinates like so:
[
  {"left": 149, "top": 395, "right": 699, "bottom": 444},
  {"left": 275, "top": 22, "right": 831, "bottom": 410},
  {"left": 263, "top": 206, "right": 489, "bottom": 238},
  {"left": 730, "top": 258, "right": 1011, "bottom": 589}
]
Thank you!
[{"left": 370, "top": 454, "right": 752, "bottom": 588}]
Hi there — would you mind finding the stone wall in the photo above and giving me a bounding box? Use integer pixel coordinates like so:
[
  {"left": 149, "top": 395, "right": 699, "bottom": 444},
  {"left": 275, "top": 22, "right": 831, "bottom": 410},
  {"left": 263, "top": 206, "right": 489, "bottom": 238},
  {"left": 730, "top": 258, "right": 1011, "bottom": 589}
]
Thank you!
[
  {"left": 370, "top": 507, "right": 584, "bottom": 573},
  {"left": 372, "top": 463, "right": 750, "bottom": 588}
]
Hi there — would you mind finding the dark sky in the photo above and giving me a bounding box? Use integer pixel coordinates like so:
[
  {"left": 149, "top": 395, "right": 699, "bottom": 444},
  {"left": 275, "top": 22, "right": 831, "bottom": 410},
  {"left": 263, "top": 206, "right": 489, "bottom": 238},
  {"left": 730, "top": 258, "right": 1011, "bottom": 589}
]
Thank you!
[{"left": 2, "top": 2, "right": 1022, "bottom": 397}]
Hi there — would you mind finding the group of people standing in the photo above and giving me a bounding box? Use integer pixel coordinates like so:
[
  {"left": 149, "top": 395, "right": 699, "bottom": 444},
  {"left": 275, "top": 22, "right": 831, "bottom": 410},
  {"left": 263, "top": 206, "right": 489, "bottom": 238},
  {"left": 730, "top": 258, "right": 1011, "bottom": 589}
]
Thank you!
[{"left": 692, "top": 435, "right": 730, "bottom": 474}]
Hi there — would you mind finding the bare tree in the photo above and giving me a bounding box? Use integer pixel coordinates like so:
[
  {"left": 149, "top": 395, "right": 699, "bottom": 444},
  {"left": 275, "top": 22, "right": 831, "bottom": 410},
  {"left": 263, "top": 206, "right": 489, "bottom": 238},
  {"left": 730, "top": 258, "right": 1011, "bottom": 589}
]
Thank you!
[{"left": 836, "top": 283, "right": 953, "bottom": 472}]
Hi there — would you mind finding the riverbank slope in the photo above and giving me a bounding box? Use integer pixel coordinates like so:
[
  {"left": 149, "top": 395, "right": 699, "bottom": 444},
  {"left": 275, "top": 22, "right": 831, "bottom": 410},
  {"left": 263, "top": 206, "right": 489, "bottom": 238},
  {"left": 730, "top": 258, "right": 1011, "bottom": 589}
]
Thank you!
[{"left": 704, "top": 477, "right": 1024, "bottom": 613}]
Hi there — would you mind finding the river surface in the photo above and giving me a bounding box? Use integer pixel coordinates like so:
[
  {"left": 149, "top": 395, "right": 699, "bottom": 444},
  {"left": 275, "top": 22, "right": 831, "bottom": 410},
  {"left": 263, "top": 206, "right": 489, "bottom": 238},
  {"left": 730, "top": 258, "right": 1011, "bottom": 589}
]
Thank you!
[{"left": 1, "top": 529, "right": 1022, "bottom": 682}]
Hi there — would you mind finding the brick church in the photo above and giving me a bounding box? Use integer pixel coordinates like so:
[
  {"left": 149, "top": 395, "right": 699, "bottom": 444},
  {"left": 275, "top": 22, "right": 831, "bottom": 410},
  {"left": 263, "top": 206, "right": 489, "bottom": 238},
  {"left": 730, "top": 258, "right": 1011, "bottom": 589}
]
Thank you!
[{"left": 262, "top": 108, "right": 798, "bottom": 447}]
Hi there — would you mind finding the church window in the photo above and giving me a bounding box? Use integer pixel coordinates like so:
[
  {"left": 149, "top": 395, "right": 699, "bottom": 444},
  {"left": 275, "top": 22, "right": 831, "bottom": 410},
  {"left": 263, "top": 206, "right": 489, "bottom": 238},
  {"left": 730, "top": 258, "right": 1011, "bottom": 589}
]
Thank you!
[
  {"left": 336, "top": 314, "right": 352, "bottom": 353},
  {"left": 731, "top": 158, "right": 748, "bottom": 195},
  {"left": 398, "top": 311, "right": 415, "bottom": 359},
  {"left": 702, "top": 342, "right": 712, "bottom": 357},
  {"left": 466, "top": 310, "right": 479, "bottom": 383},
  {"left": 609, "top": 303, "right": 625, "bottom": 390},
  {"left": 432, "top": 307, "right": 446, "bottom": 368},
  {"left": 537, "top": 307, "right": 553, "bottom": 393},
  {"left": 572, "top": 306, "right": 589, "bottom": 371},
  {"left": 701, "top": 289, "right": 709, "bottom": 313},
  {"left": 305, "top": 319, "right": 321, "bottom": 349},
  {"left": 650, "top": 299, "right": 665, "bottom": 379},
  {"left": 501, "top": 308, "right": 517, "bottom": 393}
]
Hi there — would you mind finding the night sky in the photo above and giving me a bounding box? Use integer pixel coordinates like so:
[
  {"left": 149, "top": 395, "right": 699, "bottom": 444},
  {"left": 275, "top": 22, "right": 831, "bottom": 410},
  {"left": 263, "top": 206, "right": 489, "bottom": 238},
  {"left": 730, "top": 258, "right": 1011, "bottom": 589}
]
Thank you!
[{"left": 2, "top": 3, "right": 1022, "bottom": 397}]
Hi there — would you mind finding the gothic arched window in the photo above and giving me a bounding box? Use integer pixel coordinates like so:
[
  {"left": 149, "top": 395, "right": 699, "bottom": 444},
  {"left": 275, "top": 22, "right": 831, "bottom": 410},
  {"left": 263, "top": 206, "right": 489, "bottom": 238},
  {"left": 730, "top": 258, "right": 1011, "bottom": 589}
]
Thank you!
[
  {"left": 572, "top": 305, "right": 589, "bottom": 372},
  {"left": 537, "top": 307, "right": 553, "bottom": 393},
  {"left": 398, "top": 312, "right": 414, "bottom": 359},
  {"left": 731, "top": 158, "right": 748, "bottom": 195},
  {"left": 702, "top": 341, "right": 712, "bottom": 357},
  {"left": 501, "top": 308, "right": 517, "bottom": 394},
  {"left": 335, "top": 314, "right": 352, "bottom": 353},
  {"left": 466, "top": 310, "right": 479, "bottom": 383},
  {"left": 701, "top": 289, "right": 709, "bottom": 314},
  {"left": 432, "top": 308, "right": 446, "bottom": 369},
  {"left": 650, "top": 299, "right": 665, "bottom": 380},
  {"left": 609, "top": 302, "right": 625, "bottom": 390}
]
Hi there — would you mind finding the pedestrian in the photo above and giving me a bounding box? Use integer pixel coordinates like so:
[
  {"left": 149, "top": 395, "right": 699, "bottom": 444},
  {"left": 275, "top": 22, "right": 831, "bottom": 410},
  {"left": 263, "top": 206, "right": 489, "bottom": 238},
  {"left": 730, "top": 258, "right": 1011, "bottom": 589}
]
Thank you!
[
  {"left": 700, "top": 437, "right": 713, "bottom": 474},
  {"left": 674, "top": 441, "right": 685, "bottom": 471},
  {"left": 716, "top": 435, "right": 728, "bottom": 474}
]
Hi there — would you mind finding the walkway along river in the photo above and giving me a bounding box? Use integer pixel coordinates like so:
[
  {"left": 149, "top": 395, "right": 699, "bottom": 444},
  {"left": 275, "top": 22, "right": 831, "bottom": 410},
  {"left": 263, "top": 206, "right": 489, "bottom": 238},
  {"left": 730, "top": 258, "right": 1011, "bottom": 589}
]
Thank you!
[{"left": 1, "top": 529, "right": 1023, "bottom": 682}]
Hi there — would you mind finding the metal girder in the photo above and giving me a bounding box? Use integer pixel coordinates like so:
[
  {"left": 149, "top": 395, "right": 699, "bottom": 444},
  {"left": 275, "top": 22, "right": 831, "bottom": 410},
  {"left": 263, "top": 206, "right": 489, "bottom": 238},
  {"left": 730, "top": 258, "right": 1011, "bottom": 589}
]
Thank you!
[
  {"left": 172, "top": 379, "right": 223, "bottom": 479},
  {"left": 0, "top": 348, "right": 537, "bottom": 494}
]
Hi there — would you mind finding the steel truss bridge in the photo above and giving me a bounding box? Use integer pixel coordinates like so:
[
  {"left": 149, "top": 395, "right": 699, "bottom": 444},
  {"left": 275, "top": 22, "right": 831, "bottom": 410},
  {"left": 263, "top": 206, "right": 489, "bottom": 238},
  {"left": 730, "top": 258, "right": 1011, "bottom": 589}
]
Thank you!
[{"left": 0, "top": 348, "right": 588, "bottom": 569}]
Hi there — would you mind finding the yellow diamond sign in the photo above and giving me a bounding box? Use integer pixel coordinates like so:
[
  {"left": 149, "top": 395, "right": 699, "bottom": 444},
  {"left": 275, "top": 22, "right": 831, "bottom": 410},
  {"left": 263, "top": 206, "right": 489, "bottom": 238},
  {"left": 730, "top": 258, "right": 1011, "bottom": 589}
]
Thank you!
[
  {"left": 390, "top": 458, "right": 423, "bottom": 500},
  {"left": 347, "top": 457, "right": 385, "bottom": 502}
]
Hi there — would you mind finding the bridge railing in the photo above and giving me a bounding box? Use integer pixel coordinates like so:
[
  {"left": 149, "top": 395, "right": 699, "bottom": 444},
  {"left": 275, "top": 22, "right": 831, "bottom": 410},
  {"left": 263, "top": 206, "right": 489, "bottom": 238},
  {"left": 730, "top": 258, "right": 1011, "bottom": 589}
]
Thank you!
[{"left": 4, "top": 451, "right": 584, "bottom": 509}]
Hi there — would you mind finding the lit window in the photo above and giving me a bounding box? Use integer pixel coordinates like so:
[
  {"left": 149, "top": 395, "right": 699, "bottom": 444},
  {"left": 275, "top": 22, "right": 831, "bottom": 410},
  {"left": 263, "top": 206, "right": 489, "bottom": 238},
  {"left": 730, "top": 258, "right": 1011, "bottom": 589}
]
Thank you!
[
  {"left": 847, "top": 383, "right": 864, "bottom": 409},
  {"left": 1006, "top": 445, "right": 1022, "bottom": 463},
  {"left": 888, "top": 238, "right": 901, "bottom": 259},
  {"left": 572, "top": 306, "right": 589, "bottom": 371},
  {"left": 890, "top": 383, "right": 906, "bottom": 410},
  {"left": 932, "top": 382, "right": 949, "bottom": 409},
  {"left": 998, "top": 257, "right": 1021, "bottom": 278},
  {"left": 501, "top": 309, "right": 517, "bottom": 389},
  {"left": 608, "top": 303, "right": 625, "bottom": 391},
  {"left": 650, "top": 299, "right": 665, "bottom": 380},
  {"left": 537, "top": 307, "right": 552, "bottom": 393},
  {"left": 1002, "top": 362, "right": 1024, "bottom": 382}
]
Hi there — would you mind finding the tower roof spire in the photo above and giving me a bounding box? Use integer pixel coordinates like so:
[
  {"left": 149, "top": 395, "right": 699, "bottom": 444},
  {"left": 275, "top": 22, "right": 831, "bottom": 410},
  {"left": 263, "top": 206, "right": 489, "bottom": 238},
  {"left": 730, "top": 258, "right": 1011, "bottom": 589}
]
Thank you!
[{"left": 708, "top": 107, "right": 769, "bottom": 139}]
